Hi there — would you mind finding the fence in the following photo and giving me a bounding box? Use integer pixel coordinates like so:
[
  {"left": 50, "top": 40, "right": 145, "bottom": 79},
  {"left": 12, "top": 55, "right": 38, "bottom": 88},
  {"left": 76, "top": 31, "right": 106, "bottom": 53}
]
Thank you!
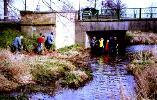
[{"left": 80, "top": 7, "right": 157, "bottom": 20}]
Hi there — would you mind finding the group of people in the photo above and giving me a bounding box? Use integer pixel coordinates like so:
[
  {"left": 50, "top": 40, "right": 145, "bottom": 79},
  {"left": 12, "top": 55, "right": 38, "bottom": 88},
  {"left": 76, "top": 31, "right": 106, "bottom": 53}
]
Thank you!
[
  {"left": 11, "top": 32, "right": 54, "bottom": 54},
  {"left": 90, "top": 36, "right": 118, "bottom": 55}
]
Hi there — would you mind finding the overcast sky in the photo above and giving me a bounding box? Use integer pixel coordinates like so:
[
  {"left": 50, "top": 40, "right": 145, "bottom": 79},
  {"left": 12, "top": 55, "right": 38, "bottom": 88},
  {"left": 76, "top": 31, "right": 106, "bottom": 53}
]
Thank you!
[
  {"left": 122, "top": 0, "right": 157, "bottom": 8},
  {"left": 13, "top": 0, "right": 157, "bottom": 11}
]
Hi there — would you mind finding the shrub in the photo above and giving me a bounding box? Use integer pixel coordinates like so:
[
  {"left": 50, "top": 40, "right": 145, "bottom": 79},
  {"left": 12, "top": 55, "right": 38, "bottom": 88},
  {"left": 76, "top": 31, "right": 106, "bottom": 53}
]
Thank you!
[
  {"left": 0, "top": 29, "right": 19, "bottom": 48},
  {"left": 22, "top": 34, "right": 37, "bottom": 52},
  {"left": 0, "top": 29, "right": 38, "bottom": 52},
  {"left": 125, "top": 31, "right": 134, "bottom": 44}
]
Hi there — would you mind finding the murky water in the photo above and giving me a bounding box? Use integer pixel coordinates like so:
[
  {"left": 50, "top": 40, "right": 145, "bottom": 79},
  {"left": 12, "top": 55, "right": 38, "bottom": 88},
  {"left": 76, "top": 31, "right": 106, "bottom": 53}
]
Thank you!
[{"left": 6, "top": 45, "right": 157, "bottom": 100}]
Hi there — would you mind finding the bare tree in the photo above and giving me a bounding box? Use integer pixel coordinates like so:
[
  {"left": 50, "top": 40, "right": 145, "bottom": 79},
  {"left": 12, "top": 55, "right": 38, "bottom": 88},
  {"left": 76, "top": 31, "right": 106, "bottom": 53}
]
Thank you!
[
  {"left": 102, "top": 0, "right": 126, "bottom": 18},
  {"left": 61, "top": 0, "right": 74, "bottom": 11}
]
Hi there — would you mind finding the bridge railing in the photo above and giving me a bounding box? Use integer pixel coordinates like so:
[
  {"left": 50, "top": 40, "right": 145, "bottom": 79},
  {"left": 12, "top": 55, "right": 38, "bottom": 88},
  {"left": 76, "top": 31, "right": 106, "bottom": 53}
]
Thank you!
[{"left": 80, "top": 7, "right": 157, "bottom": 20}]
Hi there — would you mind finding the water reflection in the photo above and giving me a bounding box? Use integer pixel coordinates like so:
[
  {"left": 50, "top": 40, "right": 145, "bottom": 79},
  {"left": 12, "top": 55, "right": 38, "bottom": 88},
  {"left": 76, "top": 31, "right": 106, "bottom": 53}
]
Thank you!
[
  {"left": 126, "top": 44, "right": 157, "bottom": 53},
  {"left": 29, "top": 54, "right": 136, "bottom": 100}
]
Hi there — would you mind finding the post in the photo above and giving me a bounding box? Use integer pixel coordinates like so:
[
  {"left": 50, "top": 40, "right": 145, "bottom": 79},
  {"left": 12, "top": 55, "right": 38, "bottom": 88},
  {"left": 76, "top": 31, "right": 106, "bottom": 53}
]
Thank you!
[
  {"left": 139, "top": 8, "right": 141, "bottom": 19},
  {"left": 25, "top": 0, "right": 26, "bottom": 11},
  {"left": 117, "top": 9, "right": 120, "bottom": 20},
  {"left": 4, "top": 0, "right": 8, "bottom": 21},
  {"left": 50, "top": 0, "right": 51, "bottom": 10},
  {"left": 150, "top": 7, "right": 153, "bottom": 18},
  {"left": 78, "top": 0, "right": 80, "bottom": 20},
  {"left": 94, "top": 0, "right": 96, "bottom": 9}
]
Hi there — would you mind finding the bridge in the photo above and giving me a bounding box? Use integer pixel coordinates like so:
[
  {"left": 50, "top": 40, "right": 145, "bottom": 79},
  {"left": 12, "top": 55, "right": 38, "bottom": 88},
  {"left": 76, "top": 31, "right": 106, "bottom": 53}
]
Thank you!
[
  {"left": 1, "top": 7, "right": 157, "bottom": 48},
  {"left": 75, "top": 7, "right": 157, "bottom": 48}
]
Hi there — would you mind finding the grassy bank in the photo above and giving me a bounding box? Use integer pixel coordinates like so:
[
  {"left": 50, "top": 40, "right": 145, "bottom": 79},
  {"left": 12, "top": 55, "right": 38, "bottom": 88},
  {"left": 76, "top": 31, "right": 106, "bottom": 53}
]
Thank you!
[
  {"left": 0, "top": 44, "right": 92, "bottom": 95},
  {"left": 127, "top": 51, "right": 157, "bottom": 99}
]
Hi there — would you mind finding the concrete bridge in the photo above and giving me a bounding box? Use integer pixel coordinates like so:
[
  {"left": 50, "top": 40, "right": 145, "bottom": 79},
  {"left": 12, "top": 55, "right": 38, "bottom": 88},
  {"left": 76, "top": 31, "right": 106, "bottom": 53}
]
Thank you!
[
  {"left": 1, "top": 10, "right": 157, "bottom": 49},
  {"left": 75, "top": 18, "right": 157, "bottom": 48}
]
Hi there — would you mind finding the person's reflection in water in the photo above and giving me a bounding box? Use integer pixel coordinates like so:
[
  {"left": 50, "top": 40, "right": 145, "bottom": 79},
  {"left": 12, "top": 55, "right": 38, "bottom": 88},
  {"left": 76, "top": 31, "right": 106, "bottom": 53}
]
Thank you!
[
  {"left": 97, "top": 55, "right": 110, "bottom": 64},
  {"left": 103, "top": 54, "right": 109, "bottom": 64}
]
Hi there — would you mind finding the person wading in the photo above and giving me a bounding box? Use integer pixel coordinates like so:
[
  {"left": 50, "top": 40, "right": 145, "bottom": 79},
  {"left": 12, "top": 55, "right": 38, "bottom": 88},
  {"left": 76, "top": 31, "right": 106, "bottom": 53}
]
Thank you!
[
  {"left": 90, "top": 36, "right": 97, "bottom": 54},
  {"left": 99, "top": 38, "right": 104, "bottom": 55}
]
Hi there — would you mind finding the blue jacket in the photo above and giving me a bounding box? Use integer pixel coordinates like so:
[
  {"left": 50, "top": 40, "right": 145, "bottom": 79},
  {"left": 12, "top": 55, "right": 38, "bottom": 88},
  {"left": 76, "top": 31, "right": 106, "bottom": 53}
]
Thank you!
[
  {"left": 12, "top": 37, "right": 21, "bottom": 48},
  {"left": 46, "top": 34, "right": 54, "bottom": 44}
]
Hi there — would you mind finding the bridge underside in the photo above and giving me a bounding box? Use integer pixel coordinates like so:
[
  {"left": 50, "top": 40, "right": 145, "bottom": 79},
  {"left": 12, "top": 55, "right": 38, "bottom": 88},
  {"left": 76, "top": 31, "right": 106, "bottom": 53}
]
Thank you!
[{"left": 86, "top": 30, "right": 126, "bottom": 49}]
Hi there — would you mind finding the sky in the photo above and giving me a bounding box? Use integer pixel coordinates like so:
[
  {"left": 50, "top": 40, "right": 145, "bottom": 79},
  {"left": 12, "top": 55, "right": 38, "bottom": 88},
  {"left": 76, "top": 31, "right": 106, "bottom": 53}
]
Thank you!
[
  {"left": 0, "top": 0, "right": 157, "bottom": 19},
  {"left": 12, "top": 0, "right": 157, "bottom": 11},
  {"left": 122, "top": 0, "right": 157, "bottom": 8}
]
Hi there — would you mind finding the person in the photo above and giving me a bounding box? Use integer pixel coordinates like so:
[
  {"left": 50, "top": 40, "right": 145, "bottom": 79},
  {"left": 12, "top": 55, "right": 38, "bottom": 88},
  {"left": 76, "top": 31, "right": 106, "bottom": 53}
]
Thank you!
[
  {"left": 109, "top": 36, "right": 118, "bottom": 54},
  {"left": 45, "top": 32, "right": 54, "bottom": 51},
  {"left": 11, "top": 35, "right": 23, "bottom": 53},
  {"left": 98, "top": 37, "right": 104, "bottom": 55},
  {"left": 37, "top": 33, "right": 45, "bottom": 54},
  {"left": 90, "top": 36, "right": 97, "bottom": 53},
  {"left": 105, "top": 40, "right": 109, "bottom": 53}
]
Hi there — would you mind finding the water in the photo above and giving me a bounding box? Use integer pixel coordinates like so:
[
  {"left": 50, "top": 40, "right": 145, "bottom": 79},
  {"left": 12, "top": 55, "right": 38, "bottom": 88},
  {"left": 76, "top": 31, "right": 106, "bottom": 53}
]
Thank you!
[{"left": 7, "top": 45, "right": 157, "bottom": 100}]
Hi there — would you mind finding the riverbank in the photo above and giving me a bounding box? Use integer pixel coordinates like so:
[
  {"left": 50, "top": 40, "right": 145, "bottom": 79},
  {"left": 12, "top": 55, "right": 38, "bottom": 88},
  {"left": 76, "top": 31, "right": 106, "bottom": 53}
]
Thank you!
[
  {"left": 126, "top": 31, "right": 157, "bottom": 99},
  {"left": 126, "top": 31, "right": 157, "bottom": 45},
  {"left": 127, "top": 47, "right": 157, "bottom": 99},
  {"left": 0, "top": 45, "right": 92, "bottom": 95}
]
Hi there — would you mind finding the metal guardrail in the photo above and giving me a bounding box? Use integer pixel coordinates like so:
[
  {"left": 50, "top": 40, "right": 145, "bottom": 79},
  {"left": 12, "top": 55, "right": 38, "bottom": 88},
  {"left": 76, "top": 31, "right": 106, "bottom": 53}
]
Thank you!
[{"left": 80, "top": 7, "right": 157, "bottom": 20}]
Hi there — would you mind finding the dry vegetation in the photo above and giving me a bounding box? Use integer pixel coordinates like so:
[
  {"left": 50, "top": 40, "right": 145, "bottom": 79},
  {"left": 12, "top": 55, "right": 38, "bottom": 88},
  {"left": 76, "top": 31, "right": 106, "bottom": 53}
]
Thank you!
[
  {"left": 127, "top": 51, "right": 157, "bottom": 99},
  {"left": 126, "top": 31, "right": 157, "bottom": 44},
  {"left": 0, "top": 45, "right": 92, "bottom": 93},
  {"left": 126, "top": 31, "right": 157, "bottom": 99}
]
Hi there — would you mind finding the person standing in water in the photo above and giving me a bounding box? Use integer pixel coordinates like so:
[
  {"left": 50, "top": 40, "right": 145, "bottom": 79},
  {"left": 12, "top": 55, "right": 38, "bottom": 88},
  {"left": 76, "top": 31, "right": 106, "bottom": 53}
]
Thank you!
[
  {"left": 90, "top": 36, "right": 97, "bottom": 53},
  {"left": 99, "top": 37, "right": 104, "bottom": 55}
]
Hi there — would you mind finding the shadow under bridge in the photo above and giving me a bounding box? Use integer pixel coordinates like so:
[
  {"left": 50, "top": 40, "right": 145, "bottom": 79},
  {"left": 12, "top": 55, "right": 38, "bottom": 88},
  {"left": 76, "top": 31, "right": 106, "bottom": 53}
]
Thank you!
[{"left": 86, "top": 30, "right": 127, "bottom": 54}]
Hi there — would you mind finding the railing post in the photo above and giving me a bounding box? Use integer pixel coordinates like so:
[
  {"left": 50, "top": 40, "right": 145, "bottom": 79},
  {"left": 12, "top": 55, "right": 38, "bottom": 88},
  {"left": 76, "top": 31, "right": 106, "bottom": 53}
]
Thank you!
[
  {"left": 150, "top": 7, "right": 153, "bottom": 18},
  {"left": 139, "top": 8, "right": 141, "bottom": 19},
  {"left": 78, "top": 10, "right": 80, "bottom": 20},
  {"left": 117, "top": 9, "right": 120, "bottom": 20}
]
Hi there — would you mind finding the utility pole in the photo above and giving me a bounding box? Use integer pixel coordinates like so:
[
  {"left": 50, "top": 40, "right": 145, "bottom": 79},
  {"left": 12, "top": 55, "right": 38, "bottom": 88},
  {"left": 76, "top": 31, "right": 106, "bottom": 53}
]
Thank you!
[
  {"left": 4, "top": 0, "right": 8, "bottom": 21},
  {"left": 50, "top": 0, "right": 51, "bottom": 10},
  {"left": 25, "top": 0, "right": 26, "bottom": 11},
  {"left": 94, "top": 0, "right": 96, "bottom": 8},
  {"left": 78, "top": 0, "right": 80, "bottom": 20}
]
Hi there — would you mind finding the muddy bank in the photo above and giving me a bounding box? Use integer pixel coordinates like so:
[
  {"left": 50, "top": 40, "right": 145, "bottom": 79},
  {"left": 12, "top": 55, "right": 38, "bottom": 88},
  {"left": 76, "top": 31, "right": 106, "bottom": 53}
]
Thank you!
[{"left": 0, "top": 46, "right": 92, "bottom": 94}]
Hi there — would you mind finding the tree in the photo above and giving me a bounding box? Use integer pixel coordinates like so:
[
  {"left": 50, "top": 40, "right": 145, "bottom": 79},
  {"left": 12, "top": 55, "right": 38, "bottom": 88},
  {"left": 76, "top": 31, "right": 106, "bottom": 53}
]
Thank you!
[
  {"left": 102, "top": 0, "right": 126, "bottom": 19},
  {"left": 61, "top": 0, "right": 74, "bottom": 11},
  {"left": 3, "top": 0, "right": 13, "bottom": 20}
]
